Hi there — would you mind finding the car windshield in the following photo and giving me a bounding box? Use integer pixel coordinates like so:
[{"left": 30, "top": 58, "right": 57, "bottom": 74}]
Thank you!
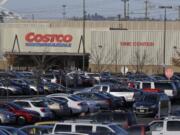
[
  {"left": 31, "top": 101, "right": 47, "bottom": 107},
  {"left": 155, "top": 83, "right": 173, "bottom": 89},
  {"left": 95, "top": 93, "right": 109, "bottom": 99},
  {"left": 4, "top": 127, "right": 27, "bottom": 135},
  {"left": 9, "top": 103, "right": 22, "bottom": 110},
  {"left": 50, "top": 98, "right": 67, "bottom": 104},
  {"left": 109, "top": 124, "right": 129, "bottom": 135},
  {"left": 69, "top": 95, "right": 81, "bottom": 101},
  {"left": 143, "top": 95, "right": 157, "bottom": 103}
]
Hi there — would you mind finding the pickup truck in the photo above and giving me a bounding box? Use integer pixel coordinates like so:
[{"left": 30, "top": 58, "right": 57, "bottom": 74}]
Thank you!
[{"left": 92, "top": 84, "right": 142, "bottom": 102}]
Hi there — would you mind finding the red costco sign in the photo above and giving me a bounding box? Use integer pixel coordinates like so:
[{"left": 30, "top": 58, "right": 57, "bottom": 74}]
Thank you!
[{"left": 25, "top": 32, "right": 73, "bottom": 47}]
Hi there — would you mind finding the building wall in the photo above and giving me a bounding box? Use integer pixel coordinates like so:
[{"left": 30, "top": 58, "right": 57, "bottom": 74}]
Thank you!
[
  {"left": 90, "top": 30, "right": 180, "bottom": 65},
  {"left": 0, "top": 20, "right": 180, "bottom": 72}
]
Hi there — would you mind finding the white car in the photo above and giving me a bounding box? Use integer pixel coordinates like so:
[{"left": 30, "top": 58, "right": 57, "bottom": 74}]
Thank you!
[
  {"left": 47, "top": 94, "right": 88, "bottom": 114},
  {"left": 13, "top": 99, "right": 53, "bottom": 120},
  {"left": 148, "top": 116, "right": 180, "bottom": 135},
  {"left": 84, "top": 72, "right": 100, "bottom": 83},
  {"left": 52, "top": 121, "right": 129, "bottom": 135}
]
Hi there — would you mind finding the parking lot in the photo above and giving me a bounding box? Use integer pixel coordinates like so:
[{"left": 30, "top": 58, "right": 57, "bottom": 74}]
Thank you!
[{"left": 0, "top": 70, "right": 180, "bottom": 134}]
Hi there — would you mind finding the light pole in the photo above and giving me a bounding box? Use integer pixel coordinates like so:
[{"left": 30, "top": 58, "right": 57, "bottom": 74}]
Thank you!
[
  {"left": 82, "top": 0, "right": 86, "bottom": 71},
  {"left": 159, "top": 6, "right": 172, "bottom": 73}
]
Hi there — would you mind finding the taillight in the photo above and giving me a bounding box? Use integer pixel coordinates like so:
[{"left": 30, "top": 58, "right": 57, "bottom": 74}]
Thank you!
[
  {"left": 40, "top": 108, "right": 46, "bottom": 112},
  {"left": 106, "top": 99, "right": 112, "bottom": 106},
  {"left": 123, "top": 121, "right": 129, "bottom": 129},
  {"left": 173, "top": 90, "right": 177, "bottom": 96},
  {"left": 78, "top": 102, "right": 85, "bottom": 106}
]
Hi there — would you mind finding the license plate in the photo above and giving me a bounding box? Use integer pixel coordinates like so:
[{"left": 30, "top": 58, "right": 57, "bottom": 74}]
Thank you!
[{"left": 140, "top": 109, "right": 144, "bottom": 113}]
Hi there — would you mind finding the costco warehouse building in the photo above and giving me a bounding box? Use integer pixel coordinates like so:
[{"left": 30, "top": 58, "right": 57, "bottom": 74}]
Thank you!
[{"left": 0, "top": 20, "right": 180, "bottom": 74}]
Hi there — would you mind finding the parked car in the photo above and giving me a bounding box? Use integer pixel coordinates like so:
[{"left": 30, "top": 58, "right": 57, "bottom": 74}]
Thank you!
[
  {"left": 12, "top": 71, "right": 34, "bottom": 79},
  {"left": 79, "top": 73, "right": 94, "bottom": 87},
  {"left": 79, "top": 110, "right": 137, "bottom": 129},
  {"left": 69, "top": 94, "right": 100, "bottom": 113},
  {"left": 0, "top": 126, "right": 27, "bottom": 135},
  {"left": 0, "top": 79, "right": 23, "bottom": 95},
  {"left": 42, "top": 72, "right": 58, "bottom": 83},
  {"left": 147, "top": 116, "right": 180, "bottom": 135},
  {"left": 91, "top": 84, "right": 142, "bottom": 102},
  {"left": 75, "top": 87, "right": 127, "bottom": 110},
  {"left": 52, "top": 121, "right": 129, "bottom": 135},
  {"left": 133, "top": 93, "right": 170, "bottom": 117},
  {"left": 0, "top": 102, "right": 40, "bottom": 125},
  {"left": 84, "top": 72, "right": 100, "bottom": 83},
  {"left": 171, "top": 110, "right": 180, "bottom": 117},
  {"left": 33, "top": 97, "right": 71, "bottom": 117},
  {"left": 35, "top": 121, "right": 58, "bottom": 126},
  {"left": 0, "top": 129, "right": 11, "bottom": 135},
  {"left": 100, "top": 92, "right": 127, "bottom": 109},
  {"left": 47, "top": 94, "right": 88, "bottom": 114},
  {"left": 43, "top": 82, "right": 59, "bottom": 94},
  {"left": 9, "top": 79, "right": 31, "bottom": 95},
  {"left": 13, "top": 99, "right": 53, "bottom": 120},
  {"left": 0, "top": 109, "right": 16, "bottom": 124},
  {"left": 20, "top": 125, "right": 53, "bottom": 135},
  {"left": 74, "top": 92, "right": 112, "bottom": 110},
  {"left": 24, "top": 79, "right": 44, "bottom": 94},
  {"left": 136, "top": 81, "right": 177, "bottom": 99}
]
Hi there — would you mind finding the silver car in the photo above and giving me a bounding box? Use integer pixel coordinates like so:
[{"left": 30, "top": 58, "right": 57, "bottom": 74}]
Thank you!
[{"left": 0, "top": 109, "right": 16, "bottom": 124}]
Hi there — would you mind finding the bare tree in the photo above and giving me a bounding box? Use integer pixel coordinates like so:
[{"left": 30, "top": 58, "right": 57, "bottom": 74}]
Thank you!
[
  {"left": 30, "top": 52, "right": 59, "bottom": 95},
  {"left": 131, "top": 48, "right": 151, "bottom": 73},
  {"left": 172, "top": 47, "right": 180, "bottom": 66},
  {"left": 90, "top": 45, "right": 116, "bottom": 73},
  {"left": 5, "top": 54, "right": 16, "bottom": 70}
]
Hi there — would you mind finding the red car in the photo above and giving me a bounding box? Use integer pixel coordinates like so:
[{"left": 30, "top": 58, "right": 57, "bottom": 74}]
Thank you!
[{"left": 0, "top": 102, "right": 40, "bottom": 125}]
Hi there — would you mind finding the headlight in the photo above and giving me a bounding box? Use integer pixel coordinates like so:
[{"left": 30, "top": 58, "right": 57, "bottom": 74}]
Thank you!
[
  {"left": 6, "top": 114, "right": 10, "bottom": 119},
  {"left": 151, "top": 105, "right": 156, "bottom": 108}
]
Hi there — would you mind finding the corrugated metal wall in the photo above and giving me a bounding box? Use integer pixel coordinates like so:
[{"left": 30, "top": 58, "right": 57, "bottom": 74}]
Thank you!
[
  {"left": 90, "top": 30, "right": 180, "bottom": 66},
  {"left": 0, "top": 21, "right": 180, "bottom": 67}
]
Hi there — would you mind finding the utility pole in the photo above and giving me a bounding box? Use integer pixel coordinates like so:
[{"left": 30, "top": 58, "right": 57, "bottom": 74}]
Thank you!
[
  {"left": 121, "top": 0, "right": 129, "bottom": 20},
  {"left": 82, "top": 0, "right": 86, "bottom": 71},
  {"left": 118, "top": 14, "right": 122, "bottom": 28},
  {"left": 32, "top": 14, "right": 34, "bottom": 21},
  {"left": 159, "top": 6, "right": 172, "bottom": 73},
  {"left": 127, "top": 1, "right": 130, "bottom": 19},
  {"left": 178, "top": 6, "right": 180, "bottom": 20},
  {"left": 144, "top": 0, "right": 148, "bottom": 20},
  {"left": 62, "top": 4, "right": 66, "bottom": 19}
]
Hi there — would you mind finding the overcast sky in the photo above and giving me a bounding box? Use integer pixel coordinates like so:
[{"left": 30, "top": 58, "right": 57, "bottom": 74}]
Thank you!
[{"left": 2, "top": 0, "right": 180, "bottom": 19}]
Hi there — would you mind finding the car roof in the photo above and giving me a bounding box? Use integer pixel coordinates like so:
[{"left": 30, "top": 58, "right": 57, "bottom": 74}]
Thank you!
[
  {"left": 35, "top": 121, "right": 59, "bottom": 126},
  {"left": 14, "top": 99, "right": 43, "bottom": 102},
  {"left": 47, "top": 93, "right": 71, "bottom": 97}
]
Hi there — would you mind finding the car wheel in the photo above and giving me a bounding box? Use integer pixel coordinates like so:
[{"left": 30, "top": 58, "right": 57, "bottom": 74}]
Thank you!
[
  {"left": 86, "top": 108, "right": 90, "bottom": 114},
  {"left": 70, "top": 109, "right": 73, "bottom": 115},
  {"left": 17, "top": 116, "right": 26, "bottom": 125}
]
